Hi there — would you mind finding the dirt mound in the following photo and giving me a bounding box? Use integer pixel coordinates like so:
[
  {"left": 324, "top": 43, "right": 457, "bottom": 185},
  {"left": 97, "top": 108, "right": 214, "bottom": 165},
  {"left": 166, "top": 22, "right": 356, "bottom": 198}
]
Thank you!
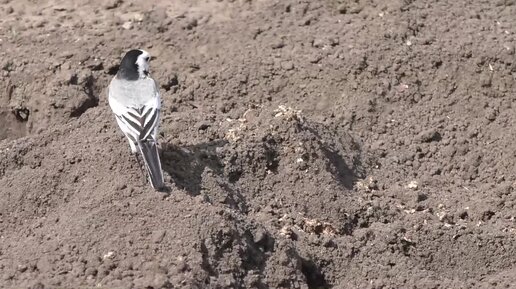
[{"left": 1, "top": 0, "right": 515, "bottom": 288}]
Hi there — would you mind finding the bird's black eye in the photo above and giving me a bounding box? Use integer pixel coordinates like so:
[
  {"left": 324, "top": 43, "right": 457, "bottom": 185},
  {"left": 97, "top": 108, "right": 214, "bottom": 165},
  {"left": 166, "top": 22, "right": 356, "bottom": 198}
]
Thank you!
[{"left": 144, "top": 56, "right": 150, "bottom": 61}]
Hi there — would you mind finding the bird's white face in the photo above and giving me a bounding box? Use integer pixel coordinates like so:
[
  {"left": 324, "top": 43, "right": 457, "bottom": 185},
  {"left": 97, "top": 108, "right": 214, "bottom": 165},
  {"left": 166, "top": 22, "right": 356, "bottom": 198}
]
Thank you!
[{"left": 136, "top": 49, "right": 151, "bottom": 78}]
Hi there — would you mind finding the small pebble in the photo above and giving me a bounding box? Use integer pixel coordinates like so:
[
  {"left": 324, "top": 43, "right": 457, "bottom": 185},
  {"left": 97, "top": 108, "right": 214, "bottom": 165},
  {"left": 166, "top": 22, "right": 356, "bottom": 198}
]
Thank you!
[{"left": 122, "top": 21, "right": 133, "bottom": 30}]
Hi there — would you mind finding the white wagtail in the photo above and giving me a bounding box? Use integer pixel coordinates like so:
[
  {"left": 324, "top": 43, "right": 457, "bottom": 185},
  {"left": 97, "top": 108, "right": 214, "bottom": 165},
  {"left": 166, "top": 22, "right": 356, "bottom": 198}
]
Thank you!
[{"left": 108, "top": 49, "right": 165, "bottom": 190}]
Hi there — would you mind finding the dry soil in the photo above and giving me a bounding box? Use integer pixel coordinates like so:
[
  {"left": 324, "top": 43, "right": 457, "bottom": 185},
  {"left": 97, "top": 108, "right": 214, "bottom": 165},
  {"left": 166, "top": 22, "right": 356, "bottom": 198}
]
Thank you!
[{"left": 0, "top": 0, "right": 515, "bottom": 288}]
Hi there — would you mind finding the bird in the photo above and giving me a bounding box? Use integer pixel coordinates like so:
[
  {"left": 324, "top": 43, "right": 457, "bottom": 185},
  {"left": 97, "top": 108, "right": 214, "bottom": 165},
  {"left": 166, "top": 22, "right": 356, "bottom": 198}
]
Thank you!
[{"left": 107, "top": 49, "right": 165, "bottom": 190}]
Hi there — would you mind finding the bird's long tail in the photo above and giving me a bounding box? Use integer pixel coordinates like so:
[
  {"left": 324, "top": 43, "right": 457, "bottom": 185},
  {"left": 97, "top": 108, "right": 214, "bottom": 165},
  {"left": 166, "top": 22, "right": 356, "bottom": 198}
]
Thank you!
[{"left": 138, "top": 139, "right": 164, "bottom": 190}]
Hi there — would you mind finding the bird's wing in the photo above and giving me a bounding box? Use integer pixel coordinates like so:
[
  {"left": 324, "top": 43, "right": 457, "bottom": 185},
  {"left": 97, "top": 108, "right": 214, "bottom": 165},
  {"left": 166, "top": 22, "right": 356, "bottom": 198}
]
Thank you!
[{"left": 108, "top": 80, "right": 161, "bottom": 142}]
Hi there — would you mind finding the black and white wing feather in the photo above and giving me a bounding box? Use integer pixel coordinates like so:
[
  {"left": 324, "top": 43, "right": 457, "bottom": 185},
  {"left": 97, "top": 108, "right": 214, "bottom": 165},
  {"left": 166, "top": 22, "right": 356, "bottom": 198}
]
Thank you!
[{"left": 113, "top": 99, "right": 160, "bottom": 144}]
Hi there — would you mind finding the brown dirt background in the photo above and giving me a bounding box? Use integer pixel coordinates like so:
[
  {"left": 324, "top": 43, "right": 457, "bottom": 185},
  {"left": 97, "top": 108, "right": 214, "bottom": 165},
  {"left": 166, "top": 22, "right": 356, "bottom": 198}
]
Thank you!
[{"left": 1, "top": 0, "right": 516, "bottom": 288}]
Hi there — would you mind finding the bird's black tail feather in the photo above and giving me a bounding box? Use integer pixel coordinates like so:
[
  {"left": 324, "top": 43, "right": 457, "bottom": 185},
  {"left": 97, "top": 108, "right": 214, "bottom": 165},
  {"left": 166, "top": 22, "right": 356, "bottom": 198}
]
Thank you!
[{"left": 138, "top": 140, "right": 164, "bottom": 190}]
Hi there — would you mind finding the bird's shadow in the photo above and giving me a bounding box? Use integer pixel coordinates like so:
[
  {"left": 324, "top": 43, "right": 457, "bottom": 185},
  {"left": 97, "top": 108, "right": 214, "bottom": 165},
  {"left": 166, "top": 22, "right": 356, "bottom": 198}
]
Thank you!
[
  {"left": 303, "top": 123, "right": 366, "bottom": 190},
  {"left": 160, "top": 140, "right": 228, "bottom": 196}
]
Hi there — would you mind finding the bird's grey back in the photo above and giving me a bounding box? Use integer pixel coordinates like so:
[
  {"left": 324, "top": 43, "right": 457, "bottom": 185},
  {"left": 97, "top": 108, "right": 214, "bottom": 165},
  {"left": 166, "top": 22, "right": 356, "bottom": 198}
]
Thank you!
[{"left": 109, "top": 77, "right": 158, "bottom": 107}]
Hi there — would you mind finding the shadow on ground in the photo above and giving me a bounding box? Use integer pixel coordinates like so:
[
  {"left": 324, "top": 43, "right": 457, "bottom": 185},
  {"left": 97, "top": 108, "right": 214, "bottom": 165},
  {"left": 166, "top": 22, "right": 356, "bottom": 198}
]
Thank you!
[{"left": 161, "top": 140, "right": 227, "bottom": 196}]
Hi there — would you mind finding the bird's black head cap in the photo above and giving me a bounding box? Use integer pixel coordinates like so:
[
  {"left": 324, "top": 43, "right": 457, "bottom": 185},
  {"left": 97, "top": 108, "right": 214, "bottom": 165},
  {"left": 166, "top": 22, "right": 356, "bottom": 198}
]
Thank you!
[{"left": 117, "top": 49, "right": 149, "bottom": 81}]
